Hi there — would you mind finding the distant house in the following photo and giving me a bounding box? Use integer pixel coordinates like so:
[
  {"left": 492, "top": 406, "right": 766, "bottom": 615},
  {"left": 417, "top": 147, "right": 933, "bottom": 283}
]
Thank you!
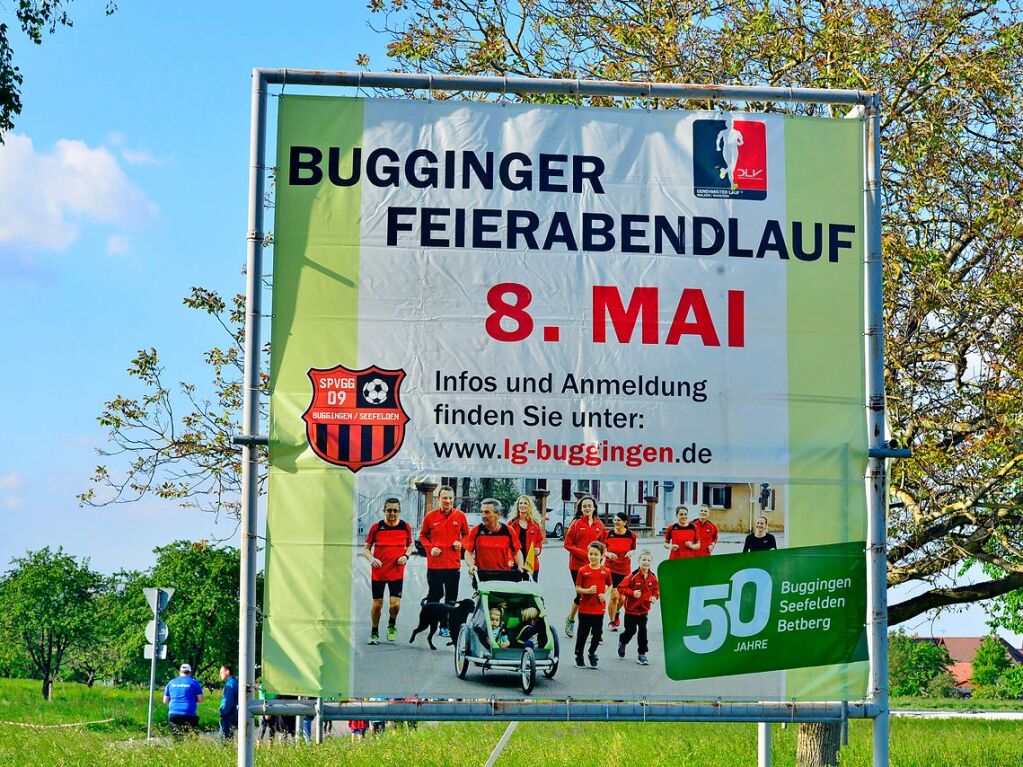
[{"left": 915, "top": 636, "right": 1023, "bottom": 690}]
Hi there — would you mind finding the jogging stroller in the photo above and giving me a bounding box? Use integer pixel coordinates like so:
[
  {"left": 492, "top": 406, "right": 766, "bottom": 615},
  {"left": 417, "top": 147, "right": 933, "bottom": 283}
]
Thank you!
[{"left": 453, "top": 579, "right": 560, "bottom": 693}]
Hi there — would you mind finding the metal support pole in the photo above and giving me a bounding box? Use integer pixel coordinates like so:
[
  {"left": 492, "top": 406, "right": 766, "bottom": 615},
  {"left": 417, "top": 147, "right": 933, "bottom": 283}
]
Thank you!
[
  {"left": 757, "top": 722, "right": 771, "bottom": 767},
  {"left": 146, "top": 594, "right": 162, "bottom": 741},
  {"left": 864, "top": 95, "right": 890, "bottom": 767},
  {"left": 313, "top": 698, "right": 323, "bottom": 744},
  {"left": 237, "top": 67, "right": 268, "bottom": 767},
  {"left": 484, "top": 721, "right": 519, "bottom": 767}
]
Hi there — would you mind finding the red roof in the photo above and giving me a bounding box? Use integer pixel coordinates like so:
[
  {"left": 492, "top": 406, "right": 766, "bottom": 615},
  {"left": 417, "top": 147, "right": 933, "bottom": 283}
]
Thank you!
[
  {"left": 931, "top": 636, "right": 1023, "bottom": 665},
  {"left": 913, "top": 636, "right": 1023, "bottom": 687}
]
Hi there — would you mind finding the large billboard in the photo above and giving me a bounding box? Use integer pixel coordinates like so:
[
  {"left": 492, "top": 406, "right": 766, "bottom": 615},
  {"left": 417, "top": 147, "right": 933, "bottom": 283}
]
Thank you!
[{"left": 264, "top": 95, "right": 868, "bottom": 701}]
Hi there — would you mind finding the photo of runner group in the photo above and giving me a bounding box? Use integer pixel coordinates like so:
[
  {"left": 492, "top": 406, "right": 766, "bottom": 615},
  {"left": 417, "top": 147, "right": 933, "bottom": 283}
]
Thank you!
[{"left": 348, "top": 475, "right": 788, "bottom": 699}]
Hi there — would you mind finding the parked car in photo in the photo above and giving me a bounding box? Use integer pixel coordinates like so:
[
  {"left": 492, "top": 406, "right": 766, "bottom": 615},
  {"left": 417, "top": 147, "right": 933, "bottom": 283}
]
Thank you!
[{"left": 545, "top": 508, "right": 568, "bottom": 539}]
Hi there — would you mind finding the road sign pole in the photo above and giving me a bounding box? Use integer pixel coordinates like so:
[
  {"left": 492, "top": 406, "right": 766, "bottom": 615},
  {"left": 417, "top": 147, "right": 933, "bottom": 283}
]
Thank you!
[{"left": 146, "top": 589, "right": 162, "bottom": 741}]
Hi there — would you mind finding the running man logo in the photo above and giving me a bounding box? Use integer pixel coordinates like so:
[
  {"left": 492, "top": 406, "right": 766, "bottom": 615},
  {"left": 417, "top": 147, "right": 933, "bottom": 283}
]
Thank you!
[
  {"left": 302, "top": 365, "right": 410, "bottom": 472},
  {"left": 693, "top": 118, "right": 767, "bottom": 200}
]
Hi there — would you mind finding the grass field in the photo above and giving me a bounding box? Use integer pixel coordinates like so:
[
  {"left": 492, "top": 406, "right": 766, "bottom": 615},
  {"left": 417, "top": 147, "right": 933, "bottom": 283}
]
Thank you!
[{"left": 1, "top": 680, "right": 1021, "bottom": 766}]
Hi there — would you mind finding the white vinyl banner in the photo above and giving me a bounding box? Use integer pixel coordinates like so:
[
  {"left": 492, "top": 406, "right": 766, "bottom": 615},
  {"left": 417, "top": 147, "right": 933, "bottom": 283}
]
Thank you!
[
  {"left": 267, "top": 95, "right": 869, "bottom": 701},
  {"left": 353, "top": 100, "right": 794, "bottom": 481}
]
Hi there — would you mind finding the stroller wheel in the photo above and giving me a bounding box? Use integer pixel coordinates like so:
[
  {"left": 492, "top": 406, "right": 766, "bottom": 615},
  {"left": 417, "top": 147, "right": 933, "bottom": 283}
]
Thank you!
[
  {"left": 520, "top": 647, "right": 536, "bottom": 694},
  {"left": 455, "top": 625, "right": 470, "bottom": 679}
]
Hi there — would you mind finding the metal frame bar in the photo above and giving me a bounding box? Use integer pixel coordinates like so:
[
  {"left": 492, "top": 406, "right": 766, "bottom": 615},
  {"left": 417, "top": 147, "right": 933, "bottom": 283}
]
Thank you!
[
  {"left": 237, "top": 69, "right": 267, "bottom": 767},
  {"left": 864, "top": 95, "right": 890, "bottom": 767},
  {"left": 238, "top": 68, "right": 887, "bottom": 767},
  {"left": 254, "top": 68, "right": 872, "bottom": 105},
  {"left": 248, "top": 699, "right": 876, "bottom": 723}
]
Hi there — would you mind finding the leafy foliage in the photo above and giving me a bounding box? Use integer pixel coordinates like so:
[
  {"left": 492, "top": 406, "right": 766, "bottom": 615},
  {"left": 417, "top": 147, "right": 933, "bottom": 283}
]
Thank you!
[
  {"left": 469, "top": 477, "right": 521, "bottom": 515},
  {"left": 0, "top": 548, "right": 104, "bottom": 699},
  {"left": 888, "top": 629, "right": 952, "bottom": 696},
  {"left": 80, "top": 287, "right": 269, "bottom": 516},
  {"left": 998, "top": 664, "right": 1023, "bottom": 698},
  {"left": 0, "top": 1, "right": 117, "bottom": 139},
  {"left": 971, "top": 634, "right": 1011, "bottom": 686},
  {"left": 109, "top": 541, "right": 243, "bottom": 687},
  {"left": 923, "top": 670, "right": 958, "bottom": 699}
]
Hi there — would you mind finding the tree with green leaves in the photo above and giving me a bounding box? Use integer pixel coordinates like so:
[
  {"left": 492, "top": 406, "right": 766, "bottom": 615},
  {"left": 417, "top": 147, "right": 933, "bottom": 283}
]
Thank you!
[
  {"left": 888, "top": 630, "right": 952, "bottom": 696},
  {"left": 79, "top": 288, "right": 267, "bottom": 515},
  {"left": 0, "top": 548, "right": 103, "bottom": 699},
  {"left": 0, "top": 1, "right": 117, "bottom": 139},
  {"left": 61, "top": 569, "right": 142, "bottom": 686},
  {"left": 136, "top": 540, "right": 242, "bottom": 685},
  {"left": 971, "top": 634, "right": 1011, "bottom": 687},
  {"left": 470, "top": 477, "right": 520, "bottom": 516}
]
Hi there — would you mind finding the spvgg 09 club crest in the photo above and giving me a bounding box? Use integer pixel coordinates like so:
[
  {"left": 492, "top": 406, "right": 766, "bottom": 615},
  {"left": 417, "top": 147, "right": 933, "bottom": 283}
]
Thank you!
[{"left": 302, "top": 365, "right": 410, "bottom": 472}]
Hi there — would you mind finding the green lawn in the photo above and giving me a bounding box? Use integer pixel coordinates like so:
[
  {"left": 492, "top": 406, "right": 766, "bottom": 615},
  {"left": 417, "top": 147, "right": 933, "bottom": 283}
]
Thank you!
[{"left": 1, "top": 680, "right": 1021, "bottom": 766}]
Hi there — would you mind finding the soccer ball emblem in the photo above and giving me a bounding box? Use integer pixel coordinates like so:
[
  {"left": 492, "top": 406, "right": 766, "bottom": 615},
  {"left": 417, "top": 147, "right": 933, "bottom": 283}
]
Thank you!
[{"left": 362, "top": 378, "right": 389, "bottom": 404}]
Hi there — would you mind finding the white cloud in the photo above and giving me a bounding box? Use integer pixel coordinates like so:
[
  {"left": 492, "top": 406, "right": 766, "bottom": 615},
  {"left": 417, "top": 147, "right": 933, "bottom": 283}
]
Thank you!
[
  {"left": 0, "top": 472, "right": 21, "bottom": 491},
  {"left": 106, "top": 234, "right": 132, "bottom": 256},
  {"left": 105, "top": 131, "right": 171, "bottom": 166},
  {"left": 0, "top": 134, "right": 157, "bottom": 252},
  {"left": 119, "top": 147, "right": 170, "bottom": 166},
  {"left": 3, "top": 497, "right": 21, "bottom": 510}
]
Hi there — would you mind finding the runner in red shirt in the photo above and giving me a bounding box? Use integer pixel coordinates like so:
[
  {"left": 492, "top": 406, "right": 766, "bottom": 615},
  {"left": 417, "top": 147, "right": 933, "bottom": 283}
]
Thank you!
[
  {"left": 563, "top": 495, "right": 607, "bottom": 638},
  {"left": 602, "top": 512, "right": 637, "bottom": 631},
  {"left": 464, "top": 499, "right": 526, "bottom": 582},
  {"left": 616, "top": 551, "right": 660, "bottom": 665},
  {"left": 574, "top": 541, "right": 612, "bottom": 668},
  {"left": 418, "top": 485, "right": 470, "bottom": 636},
  {"left": 664, "top": 505, "right": 701, "bottom": 559},
  {"left": 692, "top": 504, "right": 719, "bottom": 557},
  {"left": 362, "top": 497, "right": 415, "bottom": 644},
  {"left": 512, "top": 495, "right": 544, "bottom": 581}
]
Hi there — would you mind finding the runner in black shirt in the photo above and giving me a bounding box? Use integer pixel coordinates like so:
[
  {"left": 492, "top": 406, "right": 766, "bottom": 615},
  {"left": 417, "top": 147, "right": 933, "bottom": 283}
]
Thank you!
[{"left": 742, "top": 515, "right": 778, "bottom": 552}]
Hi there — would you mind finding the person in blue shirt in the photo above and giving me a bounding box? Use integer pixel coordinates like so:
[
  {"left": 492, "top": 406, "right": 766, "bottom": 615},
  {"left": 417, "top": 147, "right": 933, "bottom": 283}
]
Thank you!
[
  {"left": 219, "top": 663, "right": 239, "bottom": 738},
  {"left": 163, "top": 663, "right": 204, "bottom": 734}
]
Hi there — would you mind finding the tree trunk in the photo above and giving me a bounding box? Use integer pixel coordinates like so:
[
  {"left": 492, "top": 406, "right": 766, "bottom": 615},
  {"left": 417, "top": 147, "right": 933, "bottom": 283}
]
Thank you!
[
  {"left": 796, "top": 722, "right": 841, "bottom": 767},
  {"left": 41, "top": 676, "right": 52, "bottom": 701}
]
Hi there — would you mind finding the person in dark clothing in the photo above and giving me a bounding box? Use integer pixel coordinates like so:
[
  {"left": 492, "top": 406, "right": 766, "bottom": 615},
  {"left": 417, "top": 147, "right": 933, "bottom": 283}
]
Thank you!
[
  {"left": 743, "top": 515, "right": 778, "bottom": 552},
  {"left": 219, "top": 663, "right": 239, "bottom": 738}
]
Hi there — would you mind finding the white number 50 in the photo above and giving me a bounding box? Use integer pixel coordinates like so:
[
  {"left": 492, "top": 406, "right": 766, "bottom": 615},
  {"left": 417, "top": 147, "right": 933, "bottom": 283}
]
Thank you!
[{"left": 683, "top": 568, "right": 772, "bottom": 654}]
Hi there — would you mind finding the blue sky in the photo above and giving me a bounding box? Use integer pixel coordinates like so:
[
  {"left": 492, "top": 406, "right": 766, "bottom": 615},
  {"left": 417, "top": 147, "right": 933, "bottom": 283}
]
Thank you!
[{"left": 0, "top": 2, "right": 1016, "bottom": 645}]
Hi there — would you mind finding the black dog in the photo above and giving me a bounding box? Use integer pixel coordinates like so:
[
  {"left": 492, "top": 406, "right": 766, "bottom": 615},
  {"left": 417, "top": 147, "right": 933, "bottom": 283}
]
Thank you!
[{"left": 409, "top": 598, "right": 474, "bottom": 650}]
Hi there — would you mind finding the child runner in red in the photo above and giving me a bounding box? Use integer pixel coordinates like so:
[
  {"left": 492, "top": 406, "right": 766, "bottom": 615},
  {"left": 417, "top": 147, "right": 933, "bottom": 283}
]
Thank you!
[
  {"left": 664, "top": 505, "right": 701, "bottom": 560},
  {"left": 602, "top": 512, "right": 637, "bottom": 631},
  {"left": 574, "top": 541, "right": 612, "bottom": 668},
  {"left": 563, "top": 495, "right": 607, "bottom": 638},
  {"left": 617, "top": 551, "right": 660, "bottom": 665}
]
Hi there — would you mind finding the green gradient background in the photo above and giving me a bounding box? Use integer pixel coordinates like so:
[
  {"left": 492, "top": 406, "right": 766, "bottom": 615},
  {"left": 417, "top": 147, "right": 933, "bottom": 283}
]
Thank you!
[
  {"left": 784, "top": 115, "right": 869, "bottom": 699},
  {"left": 264, "top": 96, "right": 363, "bottom": 695}
]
